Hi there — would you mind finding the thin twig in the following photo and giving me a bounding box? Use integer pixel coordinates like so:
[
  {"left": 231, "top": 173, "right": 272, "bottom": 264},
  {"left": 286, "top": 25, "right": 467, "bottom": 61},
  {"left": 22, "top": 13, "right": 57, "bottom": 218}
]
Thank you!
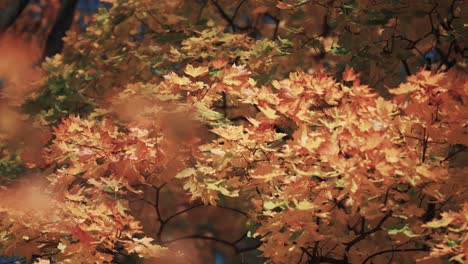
[
  {"left": 344, "top": 212, "right": 392, "bottom": 251},
  {"left": 362, "top": 248, "right": 427, "bottom": 264}
]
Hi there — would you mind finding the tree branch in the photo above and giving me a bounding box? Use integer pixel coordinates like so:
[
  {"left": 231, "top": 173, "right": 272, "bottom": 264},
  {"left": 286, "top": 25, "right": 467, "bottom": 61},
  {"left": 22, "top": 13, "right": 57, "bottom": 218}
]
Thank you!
[
  {"left": 209, "top": 0, "right": 236, "bottom": 31},
  {"left": 163, "top": 203, "right": 203, "bottom": 224},
  {"left": 41, "top": 0, "right": 79, "bottom": 60},
  {"left": 232, "top": 0, "right": 248, "bottom": 23},
  {"left": 154, "top": 183, "right": 166, "bottom": 242},
  {"left": 162, "top": 233, "right": 260, "bottom": 253},
  {"left": 301, "top": 247, "right": 348, "bottom": 264},
  {"left": 362, "top": 248, "right": 428, "bottom": 264},
  {"left": 162, "top": 202, "right": 248, "bottom": 226},
  {"left": 129, "top": 198, "right": 156, "bottom": 207},
  {"left": 162, "top": 234, "right": 238, "bottom": 250},
  {"left": 344, "top": 212, "right": 392, "bottom": 251},
  {"left": 401, "top": 59, "right": 411, "bottom": 76},
  {"left": 216, "top": 204, "right": 248, "bottom": 217}
]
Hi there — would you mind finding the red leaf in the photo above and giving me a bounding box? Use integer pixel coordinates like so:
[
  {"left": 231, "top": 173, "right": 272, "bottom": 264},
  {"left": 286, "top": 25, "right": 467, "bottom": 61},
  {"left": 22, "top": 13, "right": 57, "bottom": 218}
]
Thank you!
[{"left": 69, "top": 224, "right": 94, "bottom": 243}]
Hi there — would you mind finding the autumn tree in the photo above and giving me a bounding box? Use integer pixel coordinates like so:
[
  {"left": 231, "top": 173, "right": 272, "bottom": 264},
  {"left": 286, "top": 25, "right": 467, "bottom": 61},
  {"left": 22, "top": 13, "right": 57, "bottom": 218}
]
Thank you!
[{"left": 0, "top": 0, "right": 467, "bottom": 263}]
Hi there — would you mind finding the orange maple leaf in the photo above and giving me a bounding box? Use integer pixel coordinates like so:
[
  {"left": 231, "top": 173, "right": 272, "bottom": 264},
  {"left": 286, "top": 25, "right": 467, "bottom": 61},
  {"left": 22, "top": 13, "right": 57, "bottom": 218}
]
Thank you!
[
  {"left": 342, "top": 67, "right": 360, "bottom": 85},
  {"left": 210, "top": 58, "right": 228, "bottom": 69},
  {"left": 69, "top": 224, "right": 95, "bottom": 243}
]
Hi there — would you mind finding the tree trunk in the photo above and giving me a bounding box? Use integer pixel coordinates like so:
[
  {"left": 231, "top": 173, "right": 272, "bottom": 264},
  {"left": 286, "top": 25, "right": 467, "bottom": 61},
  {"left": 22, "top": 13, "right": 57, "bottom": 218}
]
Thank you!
[
  {"left": 0, "top": 0, "right": 30, "bottom": 32},
  {"left": 41, "top": 0, "right": 79, "bottom": 60}
]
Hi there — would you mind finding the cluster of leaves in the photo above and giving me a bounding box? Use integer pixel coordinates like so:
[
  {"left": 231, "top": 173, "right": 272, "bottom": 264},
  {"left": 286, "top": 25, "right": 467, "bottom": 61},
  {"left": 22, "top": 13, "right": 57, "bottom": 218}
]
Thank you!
[
  {"left": 20, "top": 0, "right": 466, "bottom": 127},
  {"left": 0, "top": 139, "right": 25, "bottom": 183},
  {"left": 273, "top": 0, "right": 467, "bottom": 92},
  {"left": 0, "top": 0, "right": 467, "bottom": 264},
  {"left": 168, "top": 63, "right": 467, "bottom": 263}
]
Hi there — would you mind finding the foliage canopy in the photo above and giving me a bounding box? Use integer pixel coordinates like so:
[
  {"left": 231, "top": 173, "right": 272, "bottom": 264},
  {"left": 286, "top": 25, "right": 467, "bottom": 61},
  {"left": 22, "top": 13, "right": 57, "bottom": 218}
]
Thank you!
[{"left": 0, "top": 0, "right": 467, "bottom": 263}]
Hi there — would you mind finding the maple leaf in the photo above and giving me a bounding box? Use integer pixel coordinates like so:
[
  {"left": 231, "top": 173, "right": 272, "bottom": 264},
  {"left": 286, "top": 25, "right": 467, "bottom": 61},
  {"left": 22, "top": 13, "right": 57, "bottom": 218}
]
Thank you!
[
  {"left": 342, "top": 67, "right": 360, "bottom": 84},
  {"left": 164, "top": 72, "right": 191, "bottom": 86},
  {"left": 211, "top": 125, "right": 244, "bottom": 140},
  {"left": 184, "top": 64, "right": 209, "bottom": 78},
  {"left": 221, "top": 64, "right": 251, "bottom": 86},
  {"left": 127, "top": 237, "right": 169, "bottom": 258},
  {"left": 210, "top": 58, "right": 228, "bottom": 69},
  {"left": 389, "top": 82, "right": 420, "bottom": 95}
]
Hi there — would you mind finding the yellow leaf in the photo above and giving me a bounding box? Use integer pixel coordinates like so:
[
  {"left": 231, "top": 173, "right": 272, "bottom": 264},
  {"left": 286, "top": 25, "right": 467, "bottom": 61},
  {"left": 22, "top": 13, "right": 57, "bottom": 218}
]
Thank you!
[
  {"left": 258, "top": 104, "right": 279, "bottom": 120},
  {"left": 211, "top": 125, "right": 244, "bottom": 140},
  {"left": 185, "top": 64, "right": 209, "bottom": 77},
  {"left": 116, "top": 200, "right": 127, "bottom": 216},
  {"left": 175, "top": 168, "right": 196, "bottom": 178},
  {"left": 423, "top": 213, "right": 454, "bottom": 228},
  {"left": 292, "top": 164, "right": 314, "bottom": 176},
  {"left": 252, "top": 170, "right": 282, "bottom": 181},
  {"left": 350, "top": 179, "right": 358, "bottom": 193},
  {"left": 246, "top": 116, "right": 260, "bottom": 127},
  {"left": 206, "top": 182, "right": 239, "bottom": 197},
  {"left": 164, "top": 72, "right": 191, "bottom": 85},
  {"left": 57, "top": 242, "right": 67, "bottom": 252},
  {"left": 293, "top": 199, "right": 315, "bottom": 210},
  {"left": 65, "top": 192, "right": 86, "bottom": 202},
  {"left": 389, "top": 82, "right": 419, "bottom": 95}
]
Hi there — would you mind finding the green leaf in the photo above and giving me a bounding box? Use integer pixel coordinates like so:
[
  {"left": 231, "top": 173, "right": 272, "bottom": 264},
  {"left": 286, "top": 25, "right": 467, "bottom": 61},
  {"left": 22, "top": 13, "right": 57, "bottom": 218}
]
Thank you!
[
  {"left": 263, "top": 200, "right": 285, "bottom": 210},
  {"left": 206, "top": 181, "right": 239, "bottom": 197},
  {"left": 342, "top": 4, "right": 356, "bottom": 10},
  {"left": 330, "top": 46, "right": 349, "bottom": 55},
  {"left": 209, "top": 68, "right": 222, "bottom": 77},
  {"left": 194, "top": 102, "right": 224, "bottom": 122},
  {"left": 289, "top": 229, "right": 305, "bottom": 241},
  {"left": 294, "top": 0, "right": 309, "bottom": 7},
  {"left": 447, "top": 239, "right": 459, "bottom": 247},
  {"left": 429, "top": 151, "right": 445, "bottom": 161},
  {"left": 103, "top": 186, "right": 114, "bottom": 193},
  {"left": 278, "top": 36, "right": 293, "bottom": 47},
  {"left": 384, "top": 223, "right": 407, "bottom": 235},
  {"left": 402, "top": 228, "right": 419, "bottom": 238}
]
